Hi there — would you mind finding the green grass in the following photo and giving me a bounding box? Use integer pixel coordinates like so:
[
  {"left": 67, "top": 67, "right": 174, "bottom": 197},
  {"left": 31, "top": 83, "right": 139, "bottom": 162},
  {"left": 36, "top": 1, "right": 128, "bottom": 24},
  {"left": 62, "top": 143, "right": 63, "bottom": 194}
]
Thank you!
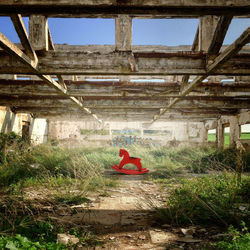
[
  {"left": 0, "top": 132, "right": 250, "bottom": 247},
  {"left": 208, "top": 133, "right": 230, "bottom": 145},
  {"left": 212, "top": 222, "right": 250, "bottom": 250},
  {"left": 0, "top": 234, "right": 67, "bottom": 250},
  {"left": 241, "top": 132, "right": 250, "bottom": 140},
  {"left": 154, "top": 174, "right": 250, "bottom": 227},
  {"left": 0, "top": 136, "right": 120, "bottom": 247},
  {"left": 208, "top": 133, "right": 216, "bottom": 142},
  {"left": 1, "top": 138, "right": 249, "bottom": 190},
  {"left": 208, "top": 132, "right": 250, "bottom": 146}
]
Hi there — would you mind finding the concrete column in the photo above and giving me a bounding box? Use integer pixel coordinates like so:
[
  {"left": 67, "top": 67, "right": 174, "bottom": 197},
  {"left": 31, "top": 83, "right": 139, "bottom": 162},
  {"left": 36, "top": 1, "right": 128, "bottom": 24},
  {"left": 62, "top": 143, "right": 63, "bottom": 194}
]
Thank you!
[
  {"left": 109, "top": 125, "right": 112, "bottom": 140},
  {"left": 140, "top": 128, "right": 144, "bottom": 137},
  {"left": 201, "top": 122, "right": 208, "bottom": 144},
  {"left": 199, "top": 16, "right": 219, "bottom": 51},
  {"left": 29, "top": 116, "right": 35, "bottom": 140},
  {"left": 115, "top": 15, "right": 132, "bottom": 51},
  {"left": 120, "top": 75, "right": 130, "bottom": 82},
  {"left": 216, "top": 119, "right": 224, "bottom": 148},
  {"left": 229, "top": 116, "right": 240, "bottom": 147},
  {"left": 29, "top": 15, "right": 49, "bottom": 51},
  {"left": 186, "top": 122, "right": 190, "bottom": 142}
]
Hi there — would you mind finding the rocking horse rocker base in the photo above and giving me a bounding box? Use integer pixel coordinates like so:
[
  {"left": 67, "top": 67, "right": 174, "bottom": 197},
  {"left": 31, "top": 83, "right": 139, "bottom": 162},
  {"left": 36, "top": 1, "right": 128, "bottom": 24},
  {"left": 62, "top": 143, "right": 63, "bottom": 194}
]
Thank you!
[
  {"left": 111, "top": 149, "right": 149, "bottom": 175},
  {"left": 111, "top": 164, "right": 149, "bottom": 175}
]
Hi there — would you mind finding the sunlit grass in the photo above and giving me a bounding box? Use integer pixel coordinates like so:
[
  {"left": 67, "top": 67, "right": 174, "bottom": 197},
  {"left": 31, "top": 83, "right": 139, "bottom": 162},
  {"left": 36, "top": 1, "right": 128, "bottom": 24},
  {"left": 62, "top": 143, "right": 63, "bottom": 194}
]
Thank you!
[
  {"left": 208, "top": 132, "right": 250, "bottom": 146},
  {"left": 153, "top": 173, "right": 250, "bottom": 227}
]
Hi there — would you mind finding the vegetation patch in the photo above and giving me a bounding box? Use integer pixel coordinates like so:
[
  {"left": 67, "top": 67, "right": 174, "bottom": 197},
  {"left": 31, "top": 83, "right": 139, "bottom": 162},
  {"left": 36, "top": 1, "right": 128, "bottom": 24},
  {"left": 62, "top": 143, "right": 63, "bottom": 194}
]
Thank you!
[
  {"left": 0, "top": 234, "right": 66, "bottom": 250},
  {"left": 154, "top": 174, "right": 250, "bottom": 227},
  {"left": 0, "top": 133, "right": 250, "bottom": 248},
  {"left": 212, "top": 221, "right": 250, "bottom": 250},
  {"left": 208, "top": 132, "right": 250, "bottom": 146}
]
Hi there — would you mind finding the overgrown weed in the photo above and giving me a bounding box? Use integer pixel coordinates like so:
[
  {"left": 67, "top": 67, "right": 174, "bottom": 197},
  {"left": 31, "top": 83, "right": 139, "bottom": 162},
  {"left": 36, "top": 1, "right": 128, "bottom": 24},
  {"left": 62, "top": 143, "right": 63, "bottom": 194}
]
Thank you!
[
  {"left": 154, "top": 173, "right": 250, "bottom": 227},
  {"left": 1, "top": 133, "right": 250, "bottom": 248},
  {"left": 212, "top": 221, "right": 250, "bottom": 250}
]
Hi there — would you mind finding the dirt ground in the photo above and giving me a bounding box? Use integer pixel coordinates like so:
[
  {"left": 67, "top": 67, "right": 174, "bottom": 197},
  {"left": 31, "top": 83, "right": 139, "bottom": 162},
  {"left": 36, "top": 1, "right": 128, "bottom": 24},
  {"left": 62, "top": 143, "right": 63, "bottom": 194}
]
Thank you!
[
  {"left": 24, "top": 170, "right": 223, "bottom": 249},
  {"left": 64, "top": 171, "right": 222, "bottom": 249}
]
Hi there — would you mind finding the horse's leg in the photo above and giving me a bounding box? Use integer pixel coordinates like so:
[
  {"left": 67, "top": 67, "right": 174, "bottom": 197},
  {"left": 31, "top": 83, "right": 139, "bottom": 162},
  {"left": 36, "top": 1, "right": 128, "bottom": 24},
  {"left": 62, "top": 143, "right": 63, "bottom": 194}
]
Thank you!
[{"left": 118, "top": 159, "right": 125, "bottom": 169}]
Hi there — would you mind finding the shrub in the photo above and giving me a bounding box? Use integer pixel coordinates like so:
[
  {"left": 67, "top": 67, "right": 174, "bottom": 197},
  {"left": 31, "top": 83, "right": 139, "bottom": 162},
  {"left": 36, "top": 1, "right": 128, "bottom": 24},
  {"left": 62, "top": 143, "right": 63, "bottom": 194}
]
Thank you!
[
  {"left": 0, "top": 132, "right": 26, "bottom": 164},
  {"left": 155, "top": 174, "right": 250, "bottom": 226},
  {"left": 0, "top": 234, "right": 66, "bottom": 250},
  {"left": 212, "top": 221, "right": 250, "bottom": 250}
]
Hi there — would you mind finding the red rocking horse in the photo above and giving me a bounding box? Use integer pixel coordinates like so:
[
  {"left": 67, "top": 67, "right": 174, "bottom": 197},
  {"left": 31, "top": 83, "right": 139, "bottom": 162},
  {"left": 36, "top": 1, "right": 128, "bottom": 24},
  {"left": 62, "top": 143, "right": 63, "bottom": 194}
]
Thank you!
[{"left": 111, "top": 149, "right": 149, "bottom": 175}]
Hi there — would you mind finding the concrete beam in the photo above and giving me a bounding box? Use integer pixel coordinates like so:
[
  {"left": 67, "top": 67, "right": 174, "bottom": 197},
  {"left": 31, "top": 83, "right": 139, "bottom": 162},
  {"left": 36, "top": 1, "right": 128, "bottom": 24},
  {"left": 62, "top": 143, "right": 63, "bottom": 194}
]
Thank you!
[
  {"left": 0, "top": 32, "right": 38, "bottom": 68},
  {"left": 154, "top": 26, "right": 250, "bottom": 122},
  {"left": 196, "top": 25, "right": 250, "bottom": 93},
  {"left": 115, "top": 15, "right": 132, "bottom": 51},
  {"left": 1, "top": 79, "right": 250, "bottom": 97},
  {"left": 39, "top": 44, "right": 250, "bottom": 53},
  {"left": 12, "top": 106, "right": 236, "bottom": 116},
  {"left": 0, "top": 24, "right": 101, "bottom": 122},
  {"left": 2, "top": 97, "right": 249, "bottom": 109},
  {"left": 0, "top": 1, "right": 249, "bottom": 17},
  {"left": 0, "top": 50, "right": 249, "bottom": 75},
  {"left": 199, "top": 16, "right": 219, "bottom": 52},
  {"left": 10, "top": 14, "right": 38, "bottom": 62},
  {"left": 29, "top": 15, "right": 49, "bottom": 51},
  {"left": 30, "top": 111, "right": 220, "bottom": 121},
  {"left": 181, "top": 26, "right": 199, "bottom": 90},
  {"left": 207, "top": 16, "right": 233, "bottom": 59},
  {"left": 48, "top": 28, "right": 55, "bottom": 50}
]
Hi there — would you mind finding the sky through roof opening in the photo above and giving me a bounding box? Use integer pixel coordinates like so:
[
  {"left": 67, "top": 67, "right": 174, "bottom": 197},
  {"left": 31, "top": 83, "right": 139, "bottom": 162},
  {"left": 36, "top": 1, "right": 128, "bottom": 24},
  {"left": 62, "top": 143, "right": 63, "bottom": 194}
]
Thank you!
[
  {"left": 132, "top": 19, "right": 199, "bottom": 46},
  {"left": 48, "top": 18, "right": 115, "bottom": 45},
  {"left": 223, "top": 18, "right": 250, "bottom": 45},
  {"left": 0, "top": 16, "right": 29, "bottom": 43}
]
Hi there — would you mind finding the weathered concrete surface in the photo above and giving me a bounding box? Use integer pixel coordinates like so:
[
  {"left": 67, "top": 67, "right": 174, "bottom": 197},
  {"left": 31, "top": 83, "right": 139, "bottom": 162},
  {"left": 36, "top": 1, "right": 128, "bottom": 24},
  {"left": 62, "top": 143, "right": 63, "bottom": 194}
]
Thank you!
[
  {"left": 1, "top": 0, "right": 249, "bottom": 17},
  {"left": 229, "top": 116, "right": 240, "bottom": 147},
  {"left": 1, "top": 49, "right": 249, "bottom": 75},
  {"left": 1, "top": 79, "right": 250, "bottom": 97},
  {"left": 29, "top": 15, "right": 48, "bottom": 51},
  {"left": 0, "top": 106, "right": 48, "bottom": 144},
  {"left": 47, "top": 119, "right": 210, "bottom": 146},
  {"left": 199, "top": 15, "right": 219, "bottom": 52},
  {"left": 115, "top": 15, "right": 132, "bottom": 51},
  {"left": 213, "top": 111, "right": 250, "bottom": 148},
  {"left": 27, "top": 173, "right": 212, "bottom": 250}
]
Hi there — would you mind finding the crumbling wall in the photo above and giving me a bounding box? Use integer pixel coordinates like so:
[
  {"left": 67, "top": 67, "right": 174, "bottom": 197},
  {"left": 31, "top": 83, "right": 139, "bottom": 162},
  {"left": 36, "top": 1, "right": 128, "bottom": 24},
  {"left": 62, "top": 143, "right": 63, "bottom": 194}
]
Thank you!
[
  {"left": 48, "top": 119, "right": 111, "bottom": 146},
  {"left": 31, "top": 118, "right": 48, "bottom": 144},
  {"left": 0, "top": 106, "right": 48, "bottom": 144},
  {"left": 1, "top": 106, "right": 27, "bottom": 135},
  {"left": 205, "top": 111, "right": 250, "bottom": 149},
  {"left": 48, "top": 118, "right": 207, "bottom": 147}
]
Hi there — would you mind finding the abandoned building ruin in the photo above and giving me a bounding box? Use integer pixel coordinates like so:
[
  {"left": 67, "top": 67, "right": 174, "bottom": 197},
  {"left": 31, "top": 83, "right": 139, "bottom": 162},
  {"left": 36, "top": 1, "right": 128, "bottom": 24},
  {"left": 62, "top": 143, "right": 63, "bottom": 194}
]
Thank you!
[{"left": 0, "top": 1, "right": 250, "bottom": 148}]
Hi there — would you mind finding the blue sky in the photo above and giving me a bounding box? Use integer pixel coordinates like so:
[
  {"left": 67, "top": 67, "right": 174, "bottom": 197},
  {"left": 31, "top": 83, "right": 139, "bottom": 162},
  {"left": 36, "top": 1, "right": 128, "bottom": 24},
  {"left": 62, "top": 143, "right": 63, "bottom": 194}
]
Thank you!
[{"left": 0, "top": 17, "right": 249, "bottom": 46}]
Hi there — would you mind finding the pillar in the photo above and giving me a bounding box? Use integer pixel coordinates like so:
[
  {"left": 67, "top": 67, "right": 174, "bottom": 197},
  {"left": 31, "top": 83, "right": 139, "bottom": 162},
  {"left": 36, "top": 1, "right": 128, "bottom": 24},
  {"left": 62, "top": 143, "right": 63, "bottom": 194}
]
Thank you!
[
  {"left": 229, "top": 116, "right": 240, "bottom": 147},
  {"left": 29, "top": 15, "right": 49, "bottom": 51},
  {"left": 115, "top": 15, "right": 132, "bottom": 51},
  {"left": 201, "top": 122, "right": 208, "bottom": 144},
  {"left": 186, "top": 122, "right": 190, "bottom": 142},
  {"left": 216, "top": 119, "right": 224, "bottom": 148},
  {"left": 199, "top": 16, "right": 219, "bottom": 51},
  {"left": 140, "top": 128, "right": 143, "bottom": 137}
]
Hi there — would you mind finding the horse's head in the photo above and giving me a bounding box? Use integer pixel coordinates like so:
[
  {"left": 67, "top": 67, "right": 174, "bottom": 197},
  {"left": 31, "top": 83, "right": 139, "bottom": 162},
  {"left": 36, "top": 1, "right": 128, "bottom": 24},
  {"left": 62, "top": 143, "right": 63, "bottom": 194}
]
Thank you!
[{"left": 119, "top": 149, "right": 127, "bottom": 157}]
